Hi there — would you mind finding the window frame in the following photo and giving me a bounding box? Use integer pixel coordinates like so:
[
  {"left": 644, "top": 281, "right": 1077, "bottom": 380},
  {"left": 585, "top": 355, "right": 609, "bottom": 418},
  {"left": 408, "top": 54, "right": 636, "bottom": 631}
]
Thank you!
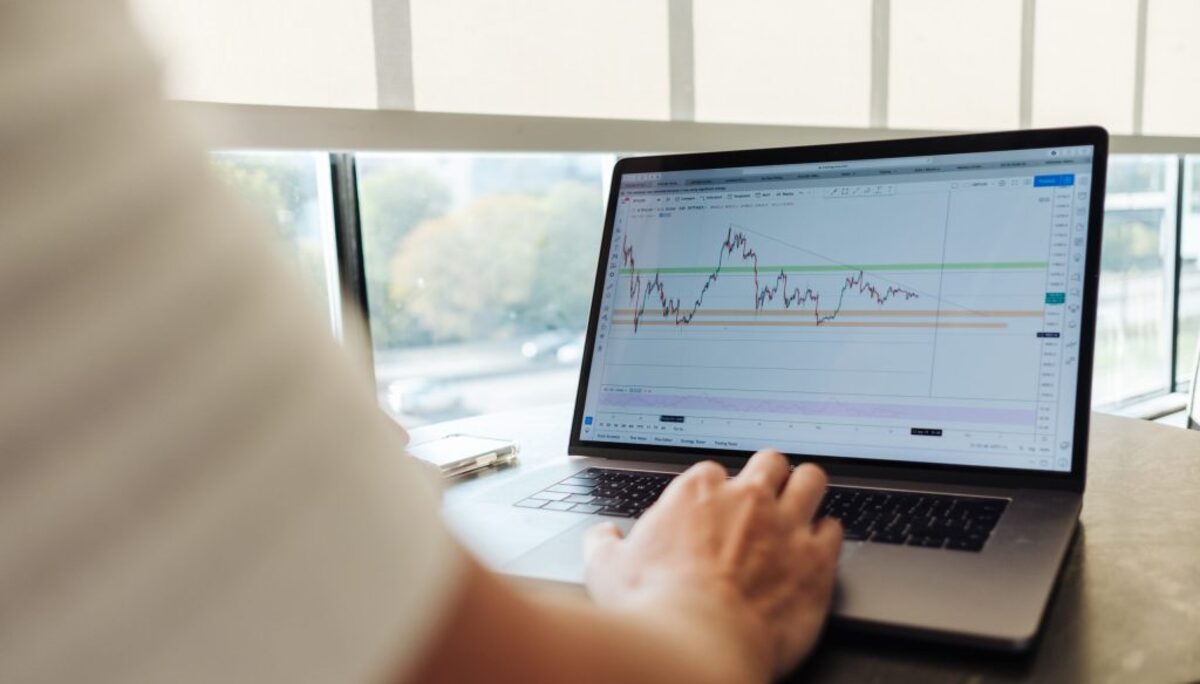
[{"left": 204, "top": 104, "right": 1200, "bottom": 414}]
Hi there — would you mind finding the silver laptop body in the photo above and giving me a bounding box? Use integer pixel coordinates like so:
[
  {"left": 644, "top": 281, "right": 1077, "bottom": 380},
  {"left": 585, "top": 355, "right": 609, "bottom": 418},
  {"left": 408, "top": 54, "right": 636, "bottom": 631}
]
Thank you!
[{"left": 443, "top": 127, "right": 1107, "bottom": 650}]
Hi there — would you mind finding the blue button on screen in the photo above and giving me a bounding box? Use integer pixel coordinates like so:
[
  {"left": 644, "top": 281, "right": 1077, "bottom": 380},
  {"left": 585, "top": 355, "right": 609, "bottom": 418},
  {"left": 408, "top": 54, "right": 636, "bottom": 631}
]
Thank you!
[{"left": 1034, "top": 174, "right": 1075, "bottom": 187}]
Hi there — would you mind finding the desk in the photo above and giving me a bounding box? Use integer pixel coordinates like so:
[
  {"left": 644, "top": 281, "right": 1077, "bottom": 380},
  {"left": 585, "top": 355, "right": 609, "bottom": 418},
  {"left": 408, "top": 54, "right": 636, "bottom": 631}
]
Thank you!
[{"left": 412, "top": 406, "right": 1200, "bottom": 683}]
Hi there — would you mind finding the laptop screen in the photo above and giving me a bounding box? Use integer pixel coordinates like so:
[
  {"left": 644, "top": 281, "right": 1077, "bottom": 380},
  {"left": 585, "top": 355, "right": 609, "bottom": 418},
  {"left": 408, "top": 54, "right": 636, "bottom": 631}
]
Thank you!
[{"left": 577, "top": 144, "right": 1097, "bottom": 473}]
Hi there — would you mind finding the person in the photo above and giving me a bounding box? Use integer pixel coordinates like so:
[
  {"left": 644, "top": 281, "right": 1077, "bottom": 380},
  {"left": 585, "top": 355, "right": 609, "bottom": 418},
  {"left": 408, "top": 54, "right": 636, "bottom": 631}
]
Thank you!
[{"left": 0, "top": 1, "right": 842, "bottom": 682}]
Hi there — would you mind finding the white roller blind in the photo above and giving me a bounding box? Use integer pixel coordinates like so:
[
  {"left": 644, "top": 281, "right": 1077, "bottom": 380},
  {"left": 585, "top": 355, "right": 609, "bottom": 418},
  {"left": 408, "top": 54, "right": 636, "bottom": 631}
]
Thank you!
[
  {"left": 889, "top": 0, "right": 1021, "bottom": 130},
  {"left": 410, "top": 0, "right": 669, "bottom": 120},
  {"left": 127, "top": 0, "right": 1200, "bottom": 142},
  {"left": 1032, "top": 0, "right": 1138, "bottom": 133},
  {"left": 692, "top": 0, "right": 872, "bottom": 127},
  {"left": 1143, "top": 0, "right": 1200, "bottom": 136},
  {"left": 127, "top": 0, "right": 378, "bottom": 109}
]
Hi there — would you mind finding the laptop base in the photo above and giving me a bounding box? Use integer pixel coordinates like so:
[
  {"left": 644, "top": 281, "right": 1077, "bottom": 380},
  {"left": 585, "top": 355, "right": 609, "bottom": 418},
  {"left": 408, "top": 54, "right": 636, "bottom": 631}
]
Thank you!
[{"left": 444, "top": 456, "right": 1080, "bottom": 651}]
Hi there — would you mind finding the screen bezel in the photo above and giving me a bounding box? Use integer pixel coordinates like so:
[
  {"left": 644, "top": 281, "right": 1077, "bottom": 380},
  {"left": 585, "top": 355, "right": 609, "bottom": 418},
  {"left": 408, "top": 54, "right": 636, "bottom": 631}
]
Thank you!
[{"left": 569, "top": 127, "right": 1107, "bottom": 492}]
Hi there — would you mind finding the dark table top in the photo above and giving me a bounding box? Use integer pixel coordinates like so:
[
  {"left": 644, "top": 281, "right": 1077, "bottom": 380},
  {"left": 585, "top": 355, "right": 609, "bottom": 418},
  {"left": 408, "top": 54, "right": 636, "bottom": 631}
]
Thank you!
[{"left": 411, "top": 406, "right": 1200, "bottom": 683}]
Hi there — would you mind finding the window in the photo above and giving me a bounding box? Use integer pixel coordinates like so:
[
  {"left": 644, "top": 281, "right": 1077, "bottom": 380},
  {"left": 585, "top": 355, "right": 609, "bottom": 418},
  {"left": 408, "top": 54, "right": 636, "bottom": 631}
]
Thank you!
[
  {"left": 208, "top": 149, "right": 1200, "bottom": 418},
  {"left": 1094, "top": 155, "right": 1177, "bottom": 405},
  {"left": 210, "top": 151, "right": 342, "bottom": 332},
  {"left": 356, "top": 153, "right": 614, "bottom": 425}
]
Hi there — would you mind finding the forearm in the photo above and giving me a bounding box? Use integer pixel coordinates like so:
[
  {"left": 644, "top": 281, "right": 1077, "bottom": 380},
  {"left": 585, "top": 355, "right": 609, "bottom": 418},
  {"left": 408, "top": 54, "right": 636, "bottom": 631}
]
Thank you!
[{"left": 405, "top": 557, "right": 770, "bottom": 684}]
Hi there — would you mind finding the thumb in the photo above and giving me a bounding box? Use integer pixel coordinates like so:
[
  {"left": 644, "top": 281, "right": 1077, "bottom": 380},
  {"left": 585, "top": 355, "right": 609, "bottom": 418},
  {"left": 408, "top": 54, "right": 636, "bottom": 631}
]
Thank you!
[{"left": 584, "top": 522, "right": 624, "bottom": 565}]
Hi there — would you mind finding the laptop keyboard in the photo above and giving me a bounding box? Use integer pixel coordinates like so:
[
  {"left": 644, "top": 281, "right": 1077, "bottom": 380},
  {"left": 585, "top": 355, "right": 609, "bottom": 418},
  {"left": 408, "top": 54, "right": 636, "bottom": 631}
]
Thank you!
[
  {"left": 515, "top": 467, "right": 1009, "bottom": 552},
  {"left": 816, "top": 483, "right": 1007, "bottom": 551},
  {"left": 515, "top": 468, "right": 674, "bottom": 517}
]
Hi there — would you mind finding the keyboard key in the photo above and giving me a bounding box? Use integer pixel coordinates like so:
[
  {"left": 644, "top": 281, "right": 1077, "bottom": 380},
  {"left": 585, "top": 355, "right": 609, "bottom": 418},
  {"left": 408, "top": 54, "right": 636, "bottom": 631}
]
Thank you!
[
  {"left": 563, "top": 477, "right": 597, "bottom": 487},
  {"left": 940, "top": 519, "right": 966, "bottom": 534},
  {"left": 599, "top": 507, "right": 634, "bottom": 518},
  {"left": 565, "top": 494, "right": 594, "bottom": 504},
  {"left": 872, "top": 531, "right": 907, "bottom": 544},
  {"left": 543, "top": 501, "right": 576, "bottom": 511},
  {"left": 548, "top": 485, "right": 593, "bottom": 495},
  {"left": 908, "top": 536, "right": 946, "bottom": 549},
  {"left": 530, "top": 491, "right": 570, "bottom": 501},
  {"left": 515, "top": 499, "right": 546, "bottom": 509},
  {"left": 571, "top": 503, "right": 603, "bottom": 514}
]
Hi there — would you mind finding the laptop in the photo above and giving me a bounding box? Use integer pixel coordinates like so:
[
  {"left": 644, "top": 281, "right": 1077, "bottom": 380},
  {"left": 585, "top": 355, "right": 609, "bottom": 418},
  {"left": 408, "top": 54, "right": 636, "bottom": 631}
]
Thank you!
[{"left": 443, "top": 127, "right": 1107, "bottom": 650}]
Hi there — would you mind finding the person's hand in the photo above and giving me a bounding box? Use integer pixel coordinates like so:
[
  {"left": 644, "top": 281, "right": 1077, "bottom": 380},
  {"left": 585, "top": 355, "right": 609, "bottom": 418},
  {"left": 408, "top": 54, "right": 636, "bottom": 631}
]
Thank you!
[{"left": 583, "top": 451, "right": 842, "bottom": 679}]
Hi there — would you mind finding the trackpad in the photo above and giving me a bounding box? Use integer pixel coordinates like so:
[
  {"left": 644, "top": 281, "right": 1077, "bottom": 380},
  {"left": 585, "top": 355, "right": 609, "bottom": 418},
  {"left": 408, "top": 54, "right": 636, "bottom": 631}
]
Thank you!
[
  {"left": 444, "top": 502, "right": 583, "bottom": 569},
  {"left": 504, "top": 516, "right": 636, "bottom": 584}
]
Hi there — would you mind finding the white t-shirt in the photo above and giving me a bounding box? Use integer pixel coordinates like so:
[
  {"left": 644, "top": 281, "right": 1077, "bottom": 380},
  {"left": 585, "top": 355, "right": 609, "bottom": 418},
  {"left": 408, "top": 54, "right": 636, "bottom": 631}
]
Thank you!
[{"left": 0, "top": 1, "right": 461, "bottom": 682}]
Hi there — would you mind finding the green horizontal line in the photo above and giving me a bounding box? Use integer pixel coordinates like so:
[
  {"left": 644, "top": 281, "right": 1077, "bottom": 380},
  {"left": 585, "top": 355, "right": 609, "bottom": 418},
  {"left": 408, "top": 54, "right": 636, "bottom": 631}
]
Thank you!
[{"left": 619, "top": 261, "right": 1048, "bottom": 275}]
